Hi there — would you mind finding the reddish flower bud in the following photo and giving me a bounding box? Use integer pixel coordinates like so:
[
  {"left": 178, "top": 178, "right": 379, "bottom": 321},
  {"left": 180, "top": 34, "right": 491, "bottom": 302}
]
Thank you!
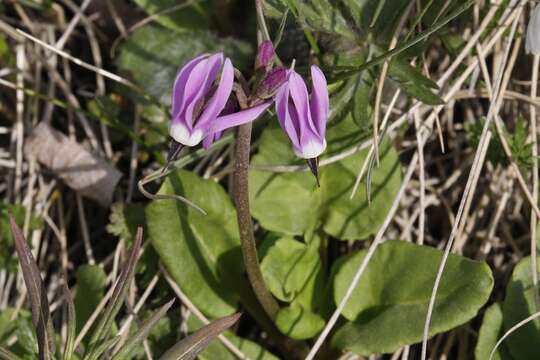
[
  {"left": 255, "top": 40, "right": 274, "bottom": 71},
  {"left": 256, "top": 67, "right": 287, "bottom": 99}
]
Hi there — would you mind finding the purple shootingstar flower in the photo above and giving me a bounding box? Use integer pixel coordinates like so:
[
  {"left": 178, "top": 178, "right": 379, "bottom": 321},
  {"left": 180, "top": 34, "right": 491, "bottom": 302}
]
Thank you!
[
  {"left": 168, "top": 53, "right": 271, "bottom": 155},
  {"left": 275, "top": 65, "right": 329, "bottom": 180}
]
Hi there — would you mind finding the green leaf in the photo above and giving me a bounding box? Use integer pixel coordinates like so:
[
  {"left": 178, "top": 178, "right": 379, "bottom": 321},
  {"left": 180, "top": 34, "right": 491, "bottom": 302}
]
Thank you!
[
  {"left": 260, "top": 237, "right": 323, "bottom": 306},
  {"left": 388, "top": 59, "right": 444, "bottom": 105},
  {"left": 146, "top": 170, "right": 245, "bottom": 318},
  {"left": 320, "top": 138, "right": 402, "bottom": 240},
  {"left": 106, "top": 203, "right": 146, "bottom": 243},
  {"left": 275, "top": 304, "right": 325, "bottom": 340},
  {"left": 87, "top": 229, "right": 143, "bottom": 357},
  {"left": 61, "top": 282, "right": 76, "bottom": 360},
  {"left": 0, "top": 309, "right": 37, "bottom": 358},
  {"left": 117, "top": 25, "right": 252, "bottom": 104},
  {"left": 74, "top": 265, "right": 107, "bottom": 334},
  {"left": 0, "top": 202, "right": 42, "bottom": 271},
  {"left": 10, "top": 216, "right": 55, "bottom": 359},
  {"left": 475, "top": 303, "right": 514, "bottom": 360},
  {"left": 269, "top": 0, "right": 412, "bottom": 40},
  {"left": 331, "top": 240, "right": 493, "bottom": 355},
  {"left": 112, "top": 299, "right": 175, "bottom": 360},
  {"left": 502, "top": 256, "right": 540, "bottom": 360},
  {"left": 294, "top": 0, "right": 357, "bottom": 39},
  {"left": 249, "top": 126, "right": 321, "bottom": 235},
  {"left": 351, "top": 72, "right": 374, "bottom": 129},
  {"left": 160, "top": 313, "right": 241, "bottom": 360},
  {"left": 133, "top": 0, "right": 210, "bottom": 32},
  {"left": 187, "top": 315, "right": 279, "bottom": 360},
  {"left": 250, "top": 119, "right": 401, "bottom": 240}
]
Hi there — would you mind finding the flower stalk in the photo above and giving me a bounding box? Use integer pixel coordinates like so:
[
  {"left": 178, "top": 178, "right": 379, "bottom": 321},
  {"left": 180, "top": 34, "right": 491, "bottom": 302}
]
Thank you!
[{"left": 232, "top": 83, "right": 280, "bottom": 320}]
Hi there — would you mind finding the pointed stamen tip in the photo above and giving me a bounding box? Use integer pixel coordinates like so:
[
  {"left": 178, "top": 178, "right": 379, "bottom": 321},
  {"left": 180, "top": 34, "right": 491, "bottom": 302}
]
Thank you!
[
  {"left": 306, "top": 157, "right": 320, "bottom": 187},
  {"left": 164, "top": 139, "right": 183, "bottom": 173}
]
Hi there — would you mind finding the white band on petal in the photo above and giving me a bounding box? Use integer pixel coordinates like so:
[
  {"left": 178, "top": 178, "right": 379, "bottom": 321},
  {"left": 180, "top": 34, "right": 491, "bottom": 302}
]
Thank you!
[
  {"left": 295, "top": 139, "right": 327, "bottom": 159},
  {"left": 170, "top": 123, "right": 204, "bottom": 147}
]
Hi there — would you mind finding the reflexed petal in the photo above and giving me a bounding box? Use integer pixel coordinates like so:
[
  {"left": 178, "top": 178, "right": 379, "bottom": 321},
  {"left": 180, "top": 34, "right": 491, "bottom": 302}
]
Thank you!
[
  {"left": 183, "top": 54, "right": 224, "bottom": 129},
  {"left": 288, "top": 72, "right": 311, "bottom": 135},
  {"left": 211, "top": 101, "right": 272, "bottom": 133},
  {"left": 171, "top": 54, "right": 208, "bottom": 120},
  {"left": 275, "top": 82, "right": 301, "bottom": 148},
  {"left": 309, "top": 65, "right": 329, "bottom": 137},
  {"left": 195, "top": 58, "right": 234, "bottom": 129}
]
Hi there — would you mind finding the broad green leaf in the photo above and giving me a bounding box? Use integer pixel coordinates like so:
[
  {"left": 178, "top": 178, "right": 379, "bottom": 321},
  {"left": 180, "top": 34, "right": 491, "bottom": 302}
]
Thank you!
[
  {"left": 331, "top": 240, "right": 493, "bottom": 355},
  {"left": 118, "top": 25, "right": 252, "bottom": 104},
  {"left": 187, "top": 315, "right": 279, "bottom": 360},
  {"left": 133, "top": 0, "right": 210, "bottom": 32},
  {"left": 502, "top": 256, "right": 540, "bottom": 360},
  {"left": 74, "top": 265, "right": 107, "bottom": 334},
  {"left": 260, "top": 237, "right": 323, "bottom": 306},
  {"left": 249, "top": 126, "right": 321, "bottom": 235},
  {"left": 475, "top": 303, "right": 514, "bottom": 360},
  {"left": 320, "top": 139, "right": 402, "bottom": 241},
  {"left": 275, "top": 304, "right": 325, "bottom": 340},
  {"left": 146, "top": 170, "right": 244, "bottom": 318}
]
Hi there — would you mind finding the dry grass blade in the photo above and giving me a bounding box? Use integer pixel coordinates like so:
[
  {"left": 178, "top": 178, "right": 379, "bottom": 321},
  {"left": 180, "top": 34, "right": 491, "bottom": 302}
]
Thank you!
[
  {"left": 111, "top": 299, "right": 175, "bottom": 360},
  {"left": 9, "top": 215, "right": 55, "bottom": 360},
  {"left": 61, "top": 281, "right": 76, "bottom": 360},
  {"left": 159, "top": 313, "right": 242, "bottom": 360},
  {"left": 86, "top": 227, "right": 143, "bottom": 357}
]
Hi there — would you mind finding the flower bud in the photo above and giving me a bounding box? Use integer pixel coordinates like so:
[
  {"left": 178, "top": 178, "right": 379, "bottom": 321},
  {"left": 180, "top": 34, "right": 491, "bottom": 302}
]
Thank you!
[
  {"left": 255, "top": 40, "right": 274, "bottom": 71},
  {"left": 255, "top": 67, "right": 287, "bottom": 100}
]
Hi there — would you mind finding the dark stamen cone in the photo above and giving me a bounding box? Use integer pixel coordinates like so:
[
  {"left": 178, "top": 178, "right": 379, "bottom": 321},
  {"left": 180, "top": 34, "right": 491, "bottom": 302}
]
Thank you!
[
  {"left": 163, "top": 139, "right": 183, "bottom": 173},
  {"left": 306, "top": 157, "right": 320, "bottom": 187}
]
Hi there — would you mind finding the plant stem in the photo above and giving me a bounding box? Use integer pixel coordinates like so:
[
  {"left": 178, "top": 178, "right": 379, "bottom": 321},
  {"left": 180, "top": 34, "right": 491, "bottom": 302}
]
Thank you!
[{"left": 232, "top": 121, "right": 280, "bottom": 320}]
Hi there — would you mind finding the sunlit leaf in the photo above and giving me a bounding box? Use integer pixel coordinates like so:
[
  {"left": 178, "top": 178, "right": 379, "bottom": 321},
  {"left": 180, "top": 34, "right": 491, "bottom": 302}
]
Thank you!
[
  {"left": 502, "top": 256, "right": 540, "bottom": 359},
  {"left": 475, "top": 303, "right": 513, "bottom": 360},
  {"left": 275, "top": 304, "right": 325, "bottom": 340},
  {"left": 331, "top": 240, "right": 493, "bottom": 355},
  {"left": 146, "top": 170, "right": 245, "bottom": 318}
]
